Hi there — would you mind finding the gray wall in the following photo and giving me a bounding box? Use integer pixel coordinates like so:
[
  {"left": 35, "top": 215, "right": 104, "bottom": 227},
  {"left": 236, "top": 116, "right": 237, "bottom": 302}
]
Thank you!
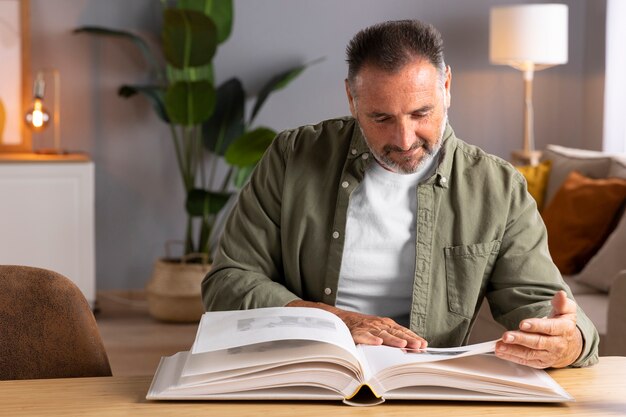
[
  {"left": 582, "top": 0, "right": 607, "bottom": 150},
  {"left": 28, "top": 0, "right": 605, "bottom": 289}
]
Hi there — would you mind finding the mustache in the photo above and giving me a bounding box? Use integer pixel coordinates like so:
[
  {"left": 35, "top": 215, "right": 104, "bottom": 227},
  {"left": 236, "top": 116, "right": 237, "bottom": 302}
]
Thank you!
[{"left": 383, "top": 138, "right": 431, "bottom": 155}]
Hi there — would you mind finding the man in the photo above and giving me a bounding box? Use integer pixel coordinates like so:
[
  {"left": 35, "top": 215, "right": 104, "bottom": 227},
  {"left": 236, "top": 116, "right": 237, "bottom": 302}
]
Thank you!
[{"left": 202, "top": 20, "right": 599, "bottom": 369}]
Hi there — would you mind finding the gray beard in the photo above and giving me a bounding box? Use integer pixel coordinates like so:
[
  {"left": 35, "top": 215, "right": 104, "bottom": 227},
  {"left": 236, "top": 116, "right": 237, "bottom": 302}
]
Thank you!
[{"left": 362, "top": 114, "right": 447, "bottom": 175}]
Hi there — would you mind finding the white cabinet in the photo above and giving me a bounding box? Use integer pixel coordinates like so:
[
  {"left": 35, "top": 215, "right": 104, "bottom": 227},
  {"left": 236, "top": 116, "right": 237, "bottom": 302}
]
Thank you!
[{"left": 0, "top": 157, "right": 95, "bottom": 306}]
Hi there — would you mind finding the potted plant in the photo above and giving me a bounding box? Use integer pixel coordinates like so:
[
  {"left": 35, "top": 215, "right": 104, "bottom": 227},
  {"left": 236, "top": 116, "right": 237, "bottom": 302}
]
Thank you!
[{"left": 76, "top": 0, "right": 312, "bottom": 321}]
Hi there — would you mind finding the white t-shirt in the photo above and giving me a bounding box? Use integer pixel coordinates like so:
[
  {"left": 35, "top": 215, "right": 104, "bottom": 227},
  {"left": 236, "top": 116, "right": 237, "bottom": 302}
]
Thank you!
[{"left": 335, "top": 154, "right": 439, "bottom": 327}]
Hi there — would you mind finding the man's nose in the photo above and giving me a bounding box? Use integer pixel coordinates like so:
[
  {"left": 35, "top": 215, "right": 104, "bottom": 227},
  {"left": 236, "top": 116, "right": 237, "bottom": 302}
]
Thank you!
[{"left": 395, "top": 120, "right": 415, "bottom": 150}]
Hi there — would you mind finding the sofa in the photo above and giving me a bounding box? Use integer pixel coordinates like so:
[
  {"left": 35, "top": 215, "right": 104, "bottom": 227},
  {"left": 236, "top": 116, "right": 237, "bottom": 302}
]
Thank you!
[{"left": 470, "top": 145, "right": 626, "bottom": 356}]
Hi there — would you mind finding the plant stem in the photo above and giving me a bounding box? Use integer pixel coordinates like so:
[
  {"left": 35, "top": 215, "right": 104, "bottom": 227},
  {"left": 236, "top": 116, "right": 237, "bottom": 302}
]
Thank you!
[
  {"left": 196, "top": 125, "right": 206, "bottom": 189},
  {"left": 184, "top": 125, "right": 195, "bottom": 190},
  {"left": 208, "top": 152, "right": 219, "bottom": 190},
  {"left": 169, "top": 124, "right": 189, "bottom": 189},
  {"left": 185, "top": 214, "right": 194, "bottom": 254},
  {"left": 199, "top": 215, "right": 212, "bottom": 259}
]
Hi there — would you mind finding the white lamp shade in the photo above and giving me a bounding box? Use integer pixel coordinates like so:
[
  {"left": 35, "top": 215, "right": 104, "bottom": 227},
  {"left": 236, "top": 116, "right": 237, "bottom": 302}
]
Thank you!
[{"left": 490, "top": 4, "right": 568, "bottom": 69}]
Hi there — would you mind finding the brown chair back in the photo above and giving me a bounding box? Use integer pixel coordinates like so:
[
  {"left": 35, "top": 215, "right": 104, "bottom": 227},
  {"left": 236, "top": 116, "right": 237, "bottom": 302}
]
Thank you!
[{"left": 0, "top": 265, "right": 112, "bottom": 379}]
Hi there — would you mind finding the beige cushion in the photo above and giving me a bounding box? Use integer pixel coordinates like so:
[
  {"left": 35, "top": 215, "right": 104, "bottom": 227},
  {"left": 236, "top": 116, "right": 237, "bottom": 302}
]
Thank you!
[
  {"left": 542, "top": 145, "right": 612, "bottom": 207},
  {"left": 563, "top": 276, "right": 601, "bottom": 295},
  {"left": 575, "top": 211, "right": 626, "bottom": 292},
  {"left": 609, "top": 157, "right": 626, "bottom": 179}
]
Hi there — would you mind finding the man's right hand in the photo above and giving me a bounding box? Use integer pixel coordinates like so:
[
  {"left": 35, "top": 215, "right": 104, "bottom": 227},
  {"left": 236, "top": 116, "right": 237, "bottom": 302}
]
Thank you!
[{"left": 286, "top": 300, "right": 427, "bottom": 350}]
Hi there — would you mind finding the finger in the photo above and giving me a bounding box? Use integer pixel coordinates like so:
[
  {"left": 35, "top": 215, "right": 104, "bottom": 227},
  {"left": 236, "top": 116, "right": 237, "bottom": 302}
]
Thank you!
[
  {"left": 367, "top": 325, "right": 427, "bottom": 349},
  {"left": 376, "top": 319, "right": 428, "bottom": 348},
  {"left": 517, "top": 316, "right": 576, "bottom": 336},
  {"left": 391, "top": 327, "right": 428, "bottom": 349},
  {"left": 404, "top": 338, "right": 428, "bottom": 350},
  {"left": 402, "top": 332, "right": 428, "bottom": 350},
  {"left": 550, "top": 290, "right": 576, "bottom": 318},
  {"left": 352, "top": 331, "right": 383, "bottom": 346},
  {"left": 496, "top": 340, "right": 551, "bottom": 366},
  {"left": 377, "top": 329, "right": 414, "bottom": 348},
  {"left": 501, "top": 330, "right": 554, "bottom": 351},
  {"left": 495, "top": 348, "right": 550, "bottom": 369}
]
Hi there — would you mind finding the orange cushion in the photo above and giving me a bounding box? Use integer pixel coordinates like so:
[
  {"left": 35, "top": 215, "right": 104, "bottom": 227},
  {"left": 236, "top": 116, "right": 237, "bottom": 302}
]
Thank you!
[
  {"left": 542, "top": 171, "right": 626, "bottom": 275},
  {"left": 516, "top": 160, "right": 552, "bottom": 211}
]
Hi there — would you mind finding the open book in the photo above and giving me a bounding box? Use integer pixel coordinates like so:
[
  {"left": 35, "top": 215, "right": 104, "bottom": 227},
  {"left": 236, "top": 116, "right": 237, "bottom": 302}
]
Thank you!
[{"left": 147, "top": 307, "right": 573, "bottom": 406}]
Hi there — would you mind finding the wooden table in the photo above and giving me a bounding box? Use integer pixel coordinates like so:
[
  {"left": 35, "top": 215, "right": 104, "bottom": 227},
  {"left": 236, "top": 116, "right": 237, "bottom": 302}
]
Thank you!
[{"left": 1, "top": 357, "right": 625, "bottom": 416}]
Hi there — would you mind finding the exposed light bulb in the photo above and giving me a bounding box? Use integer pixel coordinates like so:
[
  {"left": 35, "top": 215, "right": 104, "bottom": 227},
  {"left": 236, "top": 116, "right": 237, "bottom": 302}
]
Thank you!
[
  {"left": 25, "top": 98, "right": 50, "bottom": 131},
  {"left": 24, "top": 69, "right": 64, "bottom": 154}
]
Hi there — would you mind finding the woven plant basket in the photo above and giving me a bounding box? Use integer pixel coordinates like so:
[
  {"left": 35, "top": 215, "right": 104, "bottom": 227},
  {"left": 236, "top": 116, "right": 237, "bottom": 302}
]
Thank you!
[{"left": 146, "top": 255, "right": 211, "bottom": 323}]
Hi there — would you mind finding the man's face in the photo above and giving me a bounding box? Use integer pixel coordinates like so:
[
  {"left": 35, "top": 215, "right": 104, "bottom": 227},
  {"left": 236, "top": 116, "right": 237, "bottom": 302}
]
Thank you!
[{"left": 346, "top": 60, "right": 452, "bottom": 174}]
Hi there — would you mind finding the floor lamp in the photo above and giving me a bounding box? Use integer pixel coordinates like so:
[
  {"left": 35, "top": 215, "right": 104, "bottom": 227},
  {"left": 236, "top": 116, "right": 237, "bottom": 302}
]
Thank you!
[{"left": 490, "top": 4, "right": 568, "bottom": 166}]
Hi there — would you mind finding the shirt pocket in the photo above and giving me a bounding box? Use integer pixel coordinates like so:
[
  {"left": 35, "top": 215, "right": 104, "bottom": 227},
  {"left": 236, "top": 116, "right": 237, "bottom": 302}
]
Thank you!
[{"left": 444, "top": 240, "right": 501, "bottom": 319}]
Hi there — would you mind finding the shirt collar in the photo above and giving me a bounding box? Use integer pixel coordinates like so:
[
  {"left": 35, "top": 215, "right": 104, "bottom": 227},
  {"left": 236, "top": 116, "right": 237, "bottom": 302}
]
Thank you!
[
  {"left": 348, "top": 119, "right": 370, "bottom": 159},
  {"left": 348, "top": 117, "right": 457, "bottom": 189},
  {"left": 430, "top": 122, "right": 457, "bottom": 188}
]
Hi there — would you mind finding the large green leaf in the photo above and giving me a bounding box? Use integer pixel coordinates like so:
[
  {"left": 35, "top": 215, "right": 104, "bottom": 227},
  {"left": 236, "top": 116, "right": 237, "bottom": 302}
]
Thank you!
[
  {"left": 225, "top": 127, "right": 276, "bottom": 167},
  {"left": 118, "top": 85, "right": 169, "bottom": 123},
  {"left": 165, "top": 81, "right": 216, "bottom": 126},
  {"left": 249, "top": 65, "right": 305, "bottom": 124},
  {"left": 74, "top": 26, "right": 163, "bottom": 80},
  {"left": 249, "top": 58, "right": 323, "bottom": 123},
  {"left": 162, "top": 9, "right": 218, "bottom": 69},
  {"left": 186, "top": 188, "right": 232, "bottom": 217},
  {"left": 233, "top": 165, "right": 256, "bottom": 188},
  {"left": 176, "top": 0, "right": 233, "bottom": 43},
  {"left": 202, "top": 78, "right": 245, "bottom": 155},
  {"left": 166, "top": 63, "right": 214, "bottom": 83}
]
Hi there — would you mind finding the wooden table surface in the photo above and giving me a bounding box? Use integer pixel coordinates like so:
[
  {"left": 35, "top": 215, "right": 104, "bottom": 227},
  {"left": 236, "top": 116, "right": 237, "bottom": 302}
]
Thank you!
[{"left": 1, "top": 357, "right": 625, "bottom": 416}]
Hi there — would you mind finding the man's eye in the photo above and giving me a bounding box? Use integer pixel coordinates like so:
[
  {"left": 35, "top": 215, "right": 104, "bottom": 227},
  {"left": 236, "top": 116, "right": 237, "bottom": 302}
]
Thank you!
[
  {"left": 374, "top": 117, "right": 390, "bottom": 123},
  {"left": 414, "top": 109, "right": 434, "bottom": 119}
]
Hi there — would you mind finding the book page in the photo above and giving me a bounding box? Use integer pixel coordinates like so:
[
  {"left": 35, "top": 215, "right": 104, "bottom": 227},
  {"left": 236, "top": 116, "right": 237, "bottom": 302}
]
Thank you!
[
  {"left": 182, "top": 339, "right": 361, "bottom": 380},
  {"left": 359, "top": 339, "right": 498, "bottom": 377},
  {"left": 147, "top": 352, "right": 347, "bottom": 401},
  {"left": 374, "top": 354, "right": 572, "bottom": 402},
  {"left": 147, "top": 352, "right": 359, "bottom": 399},
  {"left": 191, "top": 307, "right": 359, "bottom": 364},
  {"left": 383, "top": 385, "right": 571, "bottom": 402}
]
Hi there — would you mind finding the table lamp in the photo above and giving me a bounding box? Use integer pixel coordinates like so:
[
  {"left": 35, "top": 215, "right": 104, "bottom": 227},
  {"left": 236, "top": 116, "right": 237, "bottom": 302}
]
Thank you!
[
  {"left": 490, "top": 4, "right": 568, "bottom": 166},
  {"left": 24, "top": 69, "right": 63, "bottom": 154}
]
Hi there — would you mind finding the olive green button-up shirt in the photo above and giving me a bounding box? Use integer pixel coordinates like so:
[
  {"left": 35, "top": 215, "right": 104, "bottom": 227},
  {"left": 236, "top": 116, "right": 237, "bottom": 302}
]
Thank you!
[{"left": 202, "top": 117, "right": 599, "bottom": 367}]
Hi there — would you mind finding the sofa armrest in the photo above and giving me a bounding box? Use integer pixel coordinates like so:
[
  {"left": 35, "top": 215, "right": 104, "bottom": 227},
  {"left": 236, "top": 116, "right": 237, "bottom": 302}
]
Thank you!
[{"left": 607, "top": 270, "right": 626, "bottom": 356}]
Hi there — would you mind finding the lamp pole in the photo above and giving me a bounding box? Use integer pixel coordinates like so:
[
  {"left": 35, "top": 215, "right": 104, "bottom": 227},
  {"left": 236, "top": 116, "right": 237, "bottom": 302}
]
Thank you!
[
  {"left": 523, "top": 67, "right": 534, "bottom": 156},
  {"left": 510, "top": 63, "right": 542, "bottom": 166}
]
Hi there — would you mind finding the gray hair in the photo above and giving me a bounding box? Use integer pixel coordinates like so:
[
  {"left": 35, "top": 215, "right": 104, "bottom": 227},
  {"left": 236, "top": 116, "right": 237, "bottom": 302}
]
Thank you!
[{"left": 346, "top": 20, "right": 446, "bottom": 90}]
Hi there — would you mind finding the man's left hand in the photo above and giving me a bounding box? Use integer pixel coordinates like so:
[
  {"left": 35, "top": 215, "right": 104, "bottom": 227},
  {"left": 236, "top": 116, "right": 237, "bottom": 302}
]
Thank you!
[{"left": 495, "top": 291, "right": 583, "bottom": 369}]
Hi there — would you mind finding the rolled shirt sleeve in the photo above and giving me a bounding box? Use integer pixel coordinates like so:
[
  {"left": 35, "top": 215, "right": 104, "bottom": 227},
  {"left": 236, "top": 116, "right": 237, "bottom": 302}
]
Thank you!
[{"left": 486, "top": 170, "right": 599, "bottom": 367}]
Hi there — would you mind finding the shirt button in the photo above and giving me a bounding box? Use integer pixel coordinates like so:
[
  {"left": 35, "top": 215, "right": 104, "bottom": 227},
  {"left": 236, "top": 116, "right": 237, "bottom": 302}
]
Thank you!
[
  {"left": 362, "top": 153, "right": 369, "bottom": 160},
  {"left": 351, "top": 148, "right": 357, "bottom": 155},
  {"left": 332, "top": 231, "right": 340, "bottom": 239},
  {"left": 341, "top": 181, "right": 349, "bottom": 188},
  {"left": 324, "top": 288, "right": 332, "bottom": 295},
  {"left": 440, "top": 176, "right": 448, "bottom": 185}
]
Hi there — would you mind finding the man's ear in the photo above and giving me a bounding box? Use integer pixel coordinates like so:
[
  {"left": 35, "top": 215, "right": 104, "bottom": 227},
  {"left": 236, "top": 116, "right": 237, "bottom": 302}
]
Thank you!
[
  {"left": 443, "top": 66, "right": 452, "bottom": 109},
  {"left": 345, "top": 79, "right": 357, "bottom": 118}
]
